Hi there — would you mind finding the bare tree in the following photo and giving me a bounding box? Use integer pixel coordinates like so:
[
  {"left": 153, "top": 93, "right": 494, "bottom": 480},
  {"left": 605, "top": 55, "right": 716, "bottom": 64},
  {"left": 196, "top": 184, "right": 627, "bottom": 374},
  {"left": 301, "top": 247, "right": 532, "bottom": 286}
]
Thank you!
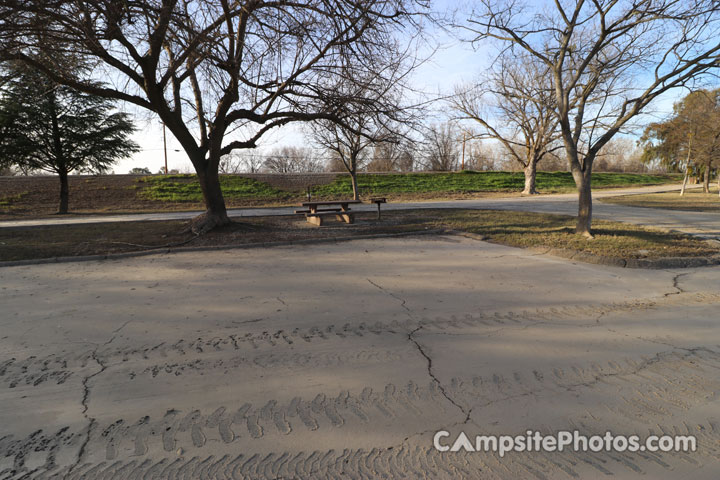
[
  {"left": 464, "top": 140, "right": 497, "bottom": 171},
  {"left": 454, "top": 54, "right": 561, "bottom": 194},
  {"left": 538, "top": 151, "right": 568, "bottom": 173},
  {"left": 421, "top": 122, "right": 459, "bottom": 171},
  {"left": 263, "top": 146, "right": 324, "bottom": 174},
  {"left": 367, "top": 136, "right": 416, "bottom": 172},
  {"left": 594, "top": 138, "right": 646, "bottom": 173},
  {"left": 310, "top": 43, "right": 421, "bottom": 199},
  {"left": 464, "top": 1, "right": 720, "bottom": 236},
  {"left": 0, "top": 1, "right": 426, "bottom": 232},
  {"left": 312, "top": 115, "right": 375, "bottom": 200},
  {"left": 219, "top": 152, "right": 263, "bottom": 174}
]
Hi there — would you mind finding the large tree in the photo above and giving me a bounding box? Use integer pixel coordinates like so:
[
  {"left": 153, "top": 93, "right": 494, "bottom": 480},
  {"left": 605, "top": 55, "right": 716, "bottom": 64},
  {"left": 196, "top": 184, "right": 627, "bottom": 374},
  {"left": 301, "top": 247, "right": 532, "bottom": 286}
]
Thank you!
[
  {"left": 640, "top": 89, "right": 720, "bottom": 195},
  {"left": 0, "top": 63, "right": 138, "bottom": 213},
  {"left": 312, "top": 114, "right": 375, "bottom": 200},
  {"left": 0, "top": 0, "right": 425, "bottom": 232},
  {"left": 463, "top": 0, "right": 720, "bottom": 236},
  {"left": 453, "top": 53, "right": 560, "bottom": 194}
]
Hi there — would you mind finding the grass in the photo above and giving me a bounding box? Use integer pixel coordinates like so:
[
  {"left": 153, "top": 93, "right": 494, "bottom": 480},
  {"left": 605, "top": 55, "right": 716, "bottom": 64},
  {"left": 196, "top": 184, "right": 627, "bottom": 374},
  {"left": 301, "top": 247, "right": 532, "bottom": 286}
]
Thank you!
[
  {"left": 312, "top": 171, "right": 680, "bottom": 196},
  {"left": 601, "top": 187, "right": 720, "bottom": 212},
  {"left": 140, "top": 174, "right": 291, "bottom": 202},
  {"left": 0, "top": 192, "right": 28, "bottom": 207},
  {"left": 139, "top": 171, "right": 679, "bottom": 203},
  {"left": 1, "top": 208, "right": 716, "bottom": 262},
  {"left": 434, "top": 210, "right": 717, "bottom": 259}
]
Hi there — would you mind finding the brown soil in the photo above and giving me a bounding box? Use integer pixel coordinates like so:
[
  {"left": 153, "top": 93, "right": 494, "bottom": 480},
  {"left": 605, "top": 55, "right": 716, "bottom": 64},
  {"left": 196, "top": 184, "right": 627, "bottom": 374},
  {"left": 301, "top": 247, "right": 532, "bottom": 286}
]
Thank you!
[
  {"left": 0, "top": 211, "right": 431, "bottom": 262},
  {"left": 0, "top": 174, "right": 519, "bottom": 220},
  {"left": 0, "top": 175, "right": 188, "bottom": 219}
]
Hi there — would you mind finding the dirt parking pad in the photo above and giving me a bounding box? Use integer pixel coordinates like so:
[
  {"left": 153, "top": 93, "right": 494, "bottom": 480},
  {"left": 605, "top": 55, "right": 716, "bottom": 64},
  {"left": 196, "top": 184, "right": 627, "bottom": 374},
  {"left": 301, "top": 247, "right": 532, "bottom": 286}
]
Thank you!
[{"left": 1, "top": 236, "right": 720, "bottom": 479}]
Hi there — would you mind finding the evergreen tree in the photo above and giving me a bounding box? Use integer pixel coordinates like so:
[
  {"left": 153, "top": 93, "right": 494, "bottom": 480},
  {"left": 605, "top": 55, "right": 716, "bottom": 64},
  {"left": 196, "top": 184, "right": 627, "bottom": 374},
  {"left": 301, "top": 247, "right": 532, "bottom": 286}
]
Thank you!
[{"left": 0, "top": 63, "right": 139, "bottom": 213}]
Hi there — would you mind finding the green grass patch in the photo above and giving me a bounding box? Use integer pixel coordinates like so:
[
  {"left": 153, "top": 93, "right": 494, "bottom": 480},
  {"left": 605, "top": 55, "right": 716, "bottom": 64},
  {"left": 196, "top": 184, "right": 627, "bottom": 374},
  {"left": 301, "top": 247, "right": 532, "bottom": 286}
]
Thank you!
[
  {"left": 313, "top": 171, "right": 676, "bottom": 196},
  {"left": 139, "top": 174, "right": 291, "bottom": 202},
  {"left": 0, "top": 191, "right": 28, "bottom": 207},
  {"left": 138, "top": 172, "right": 678, "bottom": 203}
]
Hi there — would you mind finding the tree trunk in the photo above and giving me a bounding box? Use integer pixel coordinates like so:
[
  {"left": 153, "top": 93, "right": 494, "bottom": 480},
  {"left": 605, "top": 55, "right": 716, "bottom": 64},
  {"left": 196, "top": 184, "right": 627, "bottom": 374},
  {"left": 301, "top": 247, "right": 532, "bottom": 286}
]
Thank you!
[
  {"left": 522, "top": 161, "right": 538, "bottom": 195},
  {"left": 703, "top": 165, "right": 710, "bottom": 193},
  {"left": 350, "top": 171, "right": 360, "bottom": 201},
  {"left": 717, "top": 170, "right": 720, "bottom": 197},
  {"left": 680, "top": 163, "right": 690, "bottom": 196},
  {"left": 57, "top": 168, "right": 69, "bottom": 214},
  {"left": 680, "top": 137, "right": 692, "bottom": 196},
  {"left": 572, "top": 167, "right": 593, "bottom": 238},
  {"left": 191, "top": 163, "right": 230, "bottom": 234}
]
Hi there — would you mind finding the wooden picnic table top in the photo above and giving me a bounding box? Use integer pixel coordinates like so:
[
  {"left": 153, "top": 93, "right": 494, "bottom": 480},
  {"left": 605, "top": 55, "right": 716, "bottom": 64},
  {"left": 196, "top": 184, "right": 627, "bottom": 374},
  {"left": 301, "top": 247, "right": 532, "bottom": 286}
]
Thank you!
[{"left": 302, "top": 200, "right": 362, "bottom": 207}]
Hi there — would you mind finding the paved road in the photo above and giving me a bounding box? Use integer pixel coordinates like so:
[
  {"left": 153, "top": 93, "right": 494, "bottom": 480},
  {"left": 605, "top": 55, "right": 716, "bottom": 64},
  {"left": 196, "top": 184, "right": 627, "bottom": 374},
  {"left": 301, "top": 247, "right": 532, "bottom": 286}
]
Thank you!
[
  {"left": 2, "top": 236, "right": 720, "bottom": 479},
  {"left": 3, "top": 184, "right": 718, "bottom": 239}
]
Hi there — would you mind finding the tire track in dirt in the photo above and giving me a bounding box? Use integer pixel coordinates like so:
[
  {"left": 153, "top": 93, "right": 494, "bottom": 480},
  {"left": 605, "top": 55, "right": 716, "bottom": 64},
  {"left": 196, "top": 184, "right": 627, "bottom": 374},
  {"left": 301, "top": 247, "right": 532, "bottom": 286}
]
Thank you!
[
  {"left": 3, "top": 291, "right": 718, "bottom": 389},
  {"left": 128, "top": 348, "right": 410, "bottom": 381},
  {"left": 10, "top": 419, "right": 720, "bottom": 480},
  {"left": 3, "top": 345, "right": 720, "bottom": 478}
]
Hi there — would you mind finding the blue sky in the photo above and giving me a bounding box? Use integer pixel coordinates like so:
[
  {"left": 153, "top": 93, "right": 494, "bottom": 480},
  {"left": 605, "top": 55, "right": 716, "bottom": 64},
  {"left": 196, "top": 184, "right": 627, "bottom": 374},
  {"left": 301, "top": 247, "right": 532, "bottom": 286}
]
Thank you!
[
  {"left": 116, "top": 5, "right": 488, "bottom": 174},
  {"left": 114, "top": 2, "right": 698, "bottom": 175}
]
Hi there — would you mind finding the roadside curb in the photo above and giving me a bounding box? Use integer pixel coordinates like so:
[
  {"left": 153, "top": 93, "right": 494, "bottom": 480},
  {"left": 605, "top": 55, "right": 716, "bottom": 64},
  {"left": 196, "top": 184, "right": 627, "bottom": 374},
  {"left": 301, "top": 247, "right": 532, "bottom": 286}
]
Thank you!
[
  {"left": 446, "top": 230, "right": 720, "bottom": 269},
  {"left": 0, "top": 229, "right": 444, "bottom": 268}
]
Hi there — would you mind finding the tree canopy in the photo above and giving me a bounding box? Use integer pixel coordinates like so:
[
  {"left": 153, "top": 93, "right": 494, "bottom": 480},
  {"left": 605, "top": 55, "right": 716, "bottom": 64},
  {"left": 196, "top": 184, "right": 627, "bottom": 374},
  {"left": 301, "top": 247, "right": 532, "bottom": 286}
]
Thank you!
[
  {"left": 0, "top": 62, "right": 139, "bottom": 213},
  {"left": 641, "top": 89, "right": 720, "bottom": 189}
]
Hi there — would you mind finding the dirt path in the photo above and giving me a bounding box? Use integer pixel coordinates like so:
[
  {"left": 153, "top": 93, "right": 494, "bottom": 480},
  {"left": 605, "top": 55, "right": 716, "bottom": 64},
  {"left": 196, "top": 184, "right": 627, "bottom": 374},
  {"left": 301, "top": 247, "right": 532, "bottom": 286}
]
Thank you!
[{"left": 1, "top": 236, "right": 720, "bottom": 478}]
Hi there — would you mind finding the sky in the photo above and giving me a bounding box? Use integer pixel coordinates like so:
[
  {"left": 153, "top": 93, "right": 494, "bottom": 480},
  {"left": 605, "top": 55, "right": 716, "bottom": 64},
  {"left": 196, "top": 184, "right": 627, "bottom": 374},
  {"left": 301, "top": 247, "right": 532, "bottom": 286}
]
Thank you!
[
  {"left": 114, "top": 9, "right": 488, "bottom": 175},
  {"left": 111, "top": 1, "right": 700, "bottom": 175}
]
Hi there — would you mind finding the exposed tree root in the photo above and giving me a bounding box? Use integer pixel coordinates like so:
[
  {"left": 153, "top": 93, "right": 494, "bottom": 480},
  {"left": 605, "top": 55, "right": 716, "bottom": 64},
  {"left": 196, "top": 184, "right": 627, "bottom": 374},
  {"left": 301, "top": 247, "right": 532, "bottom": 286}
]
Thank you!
[
  {"left": 185, "top": 211, "right": 232, "bottom": 235},
  {"left": 576, "top": 229, "right": 595, "bottom": 239}
]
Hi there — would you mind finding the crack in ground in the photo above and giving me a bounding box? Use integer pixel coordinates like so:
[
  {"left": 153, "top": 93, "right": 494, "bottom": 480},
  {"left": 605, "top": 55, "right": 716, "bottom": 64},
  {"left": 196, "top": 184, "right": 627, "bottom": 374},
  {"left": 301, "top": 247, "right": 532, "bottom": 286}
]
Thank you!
[
  {"left": 664, "top": 272, "right": 690, "bottom": 297},
  {"left": 366, "top": 277, "right": 471, "bottom": 424},
  {"left": 409, "top": 325, "right": 471, "bottom": 423},
  {"left": 366, "top": 278, "right": 411, "bottom": 314},
  {"left": 67, "top": 321, "right": 131, "bottom": 476}
]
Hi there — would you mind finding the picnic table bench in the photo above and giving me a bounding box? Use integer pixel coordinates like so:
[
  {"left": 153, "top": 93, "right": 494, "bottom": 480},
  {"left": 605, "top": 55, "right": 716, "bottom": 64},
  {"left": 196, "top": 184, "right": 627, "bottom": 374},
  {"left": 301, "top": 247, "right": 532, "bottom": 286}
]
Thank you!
[{"left": 295, "top": 200, "right": 361, "bottom": 226}]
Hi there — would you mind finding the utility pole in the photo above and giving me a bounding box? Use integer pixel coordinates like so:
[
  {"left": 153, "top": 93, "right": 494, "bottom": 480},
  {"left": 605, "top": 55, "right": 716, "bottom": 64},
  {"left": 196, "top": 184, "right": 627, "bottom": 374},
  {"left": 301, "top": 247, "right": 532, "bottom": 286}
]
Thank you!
[{"left": 162, "top": 122, "right": 168, "bottom": 175}]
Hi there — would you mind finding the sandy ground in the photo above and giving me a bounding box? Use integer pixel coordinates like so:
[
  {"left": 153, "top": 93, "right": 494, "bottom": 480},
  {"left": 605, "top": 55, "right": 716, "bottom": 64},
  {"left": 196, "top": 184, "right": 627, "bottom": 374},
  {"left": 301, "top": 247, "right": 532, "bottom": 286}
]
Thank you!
[{"left": 1, "top": 235, "right": 720, "bottom": 479}]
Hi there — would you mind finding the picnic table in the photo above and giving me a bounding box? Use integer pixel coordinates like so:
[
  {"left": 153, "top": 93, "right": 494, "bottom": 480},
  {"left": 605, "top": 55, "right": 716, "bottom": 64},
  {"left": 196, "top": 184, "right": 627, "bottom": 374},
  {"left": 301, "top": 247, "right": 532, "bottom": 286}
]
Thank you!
[{"left": 295, "top": 200, "right": 361, "bottom": 226}]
